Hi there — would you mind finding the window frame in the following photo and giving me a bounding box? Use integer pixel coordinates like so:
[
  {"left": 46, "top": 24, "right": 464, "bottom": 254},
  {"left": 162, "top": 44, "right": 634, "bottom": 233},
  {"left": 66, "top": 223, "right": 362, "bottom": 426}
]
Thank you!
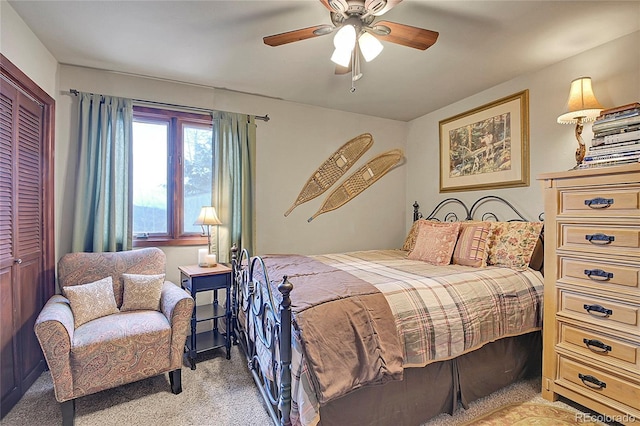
[{"left": 132, "top": 106, "right": 213, "bottom": 247}]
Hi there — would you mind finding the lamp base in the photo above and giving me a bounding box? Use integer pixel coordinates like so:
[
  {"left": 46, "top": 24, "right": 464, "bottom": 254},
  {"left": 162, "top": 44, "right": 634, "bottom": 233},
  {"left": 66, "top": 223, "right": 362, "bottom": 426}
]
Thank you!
[{"left": 574, "top": 118, "right": 586, "bottom": 167}]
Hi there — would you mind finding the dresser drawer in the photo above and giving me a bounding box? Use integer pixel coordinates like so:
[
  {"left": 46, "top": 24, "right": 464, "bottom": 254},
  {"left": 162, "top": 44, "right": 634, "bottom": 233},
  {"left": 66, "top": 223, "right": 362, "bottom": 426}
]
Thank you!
[
  {"left": 557, "top": 356, "right": 640, "bottom": 412},
  {"left": 560, "top": 189, "right": 640, "bottom": 217},
  {"left": 559, "top": 224, "right": 640, "bottom": 257},
  {"left": 558, "top": 323, "right": 640, "bottom": 374},
  {"left": 560, "top": 257, "right": 640, "bottom": 296},
  {"left": 559, "top": 290, "right": 640, "bottom": 334}
]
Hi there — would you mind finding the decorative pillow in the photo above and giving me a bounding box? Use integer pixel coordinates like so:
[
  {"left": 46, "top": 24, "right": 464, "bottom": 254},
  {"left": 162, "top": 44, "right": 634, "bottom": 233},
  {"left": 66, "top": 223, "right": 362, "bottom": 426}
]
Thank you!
[
  {"left": 120, "top": 273, "right": 165, "bottom": 312},
  {"left": 408, "top": 221, "right": 461, "bottom": 266},
  {"left": 453, "top": 222, "right": 491, "bottom": 267},
  {"left": 402, "top": 219, "right": 427, "bottom": 251},
  {"left": 63, "top": 277, "right": 119, "bottom": 328},
  {"left": 486, "top": 221, "right": 544, "bottom": 271}
]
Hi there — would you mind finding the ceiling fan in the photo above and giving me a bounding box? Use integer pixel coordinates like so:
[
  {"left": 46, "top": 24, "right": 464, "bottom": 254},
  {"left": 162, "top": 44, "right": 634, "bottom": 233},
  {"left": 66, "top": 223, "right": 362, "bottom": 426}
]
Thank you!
[{"left": 263, "top": 0, "right": 439, "bottom": 91}]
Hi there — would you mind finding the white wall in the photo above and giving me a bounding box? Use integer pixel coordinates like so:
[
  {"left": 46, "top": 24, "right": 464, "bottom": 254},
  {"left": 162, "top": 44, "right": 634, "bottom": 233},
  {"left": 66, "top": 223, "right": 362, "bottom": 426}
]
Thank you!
[
  {"left": 406, "top": 31, "right": 640, "bottom": 232},
  {"left": 56, "top": 66, "right": 407, "bottom": 283},
  {"left": 5, "top": 0, "right": 639, "bottom": 286},
  {"left": 0, "top": 0, "right": 58, "bottom": 97}
]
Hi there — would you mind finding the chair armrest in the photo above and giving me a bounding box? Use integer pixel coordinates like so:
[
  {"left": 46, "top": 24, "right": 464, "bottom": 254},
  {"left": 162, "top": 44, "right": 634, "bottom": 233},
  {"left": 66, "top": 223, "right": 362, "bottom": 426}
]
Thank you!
[
  {"left": 34, "top": 295, "right": 75, "bottom": 402},
  {"left": 161, "top": 281, "right": 194, "bottom": 368}
]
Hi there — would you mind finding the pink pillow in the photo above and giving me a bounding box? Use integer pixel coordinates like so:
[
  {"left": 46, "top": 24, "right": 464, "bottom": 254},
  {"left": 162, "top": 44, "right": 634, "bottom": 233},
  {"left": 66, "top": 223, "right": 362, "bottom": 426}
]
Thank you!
[
  {"left": 408, "top": 221, "right": 461, "bottom": 266},
  {"left": 486, "top": 221, "right": 544, "bottom": 271},
  {"left": 402, "top": 219, "right": 427, "bottom": 251},
  {"left": 453, "top": 222, "right": 491, "bottom": 267}
]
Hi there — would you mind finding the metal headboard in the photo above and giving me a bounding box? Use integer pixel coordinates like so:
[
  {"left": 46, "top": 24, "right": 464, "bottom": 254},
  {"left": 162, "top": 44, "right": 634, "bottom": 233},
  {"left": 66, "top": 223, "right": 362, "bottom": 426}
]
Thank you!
[{"left": 413, "top": 195, "right": 540, "bottom": 223}]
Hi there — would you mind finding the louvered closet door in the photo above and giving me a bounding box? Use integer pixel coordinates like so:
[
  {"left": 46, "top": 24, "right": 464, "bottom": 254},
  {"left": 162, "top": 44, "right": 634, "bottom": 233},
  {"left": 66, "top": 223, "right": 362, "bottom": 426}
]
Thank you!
[
  {"left": 0, "top": 78, "right": 45, "bottom": 412},
  {"left": 0, "top": 79, "right": 18, "bottom": 409}
]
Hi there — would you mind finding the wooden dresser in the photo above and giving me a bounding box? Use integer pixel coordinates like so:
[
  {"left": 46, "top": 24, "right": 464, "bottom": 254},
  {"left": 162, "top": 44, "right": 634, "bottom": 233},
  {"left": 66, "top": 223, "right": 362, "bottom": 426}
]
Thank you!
[{"left": 538, "top": 163, "right": 640, "bottom": 424}]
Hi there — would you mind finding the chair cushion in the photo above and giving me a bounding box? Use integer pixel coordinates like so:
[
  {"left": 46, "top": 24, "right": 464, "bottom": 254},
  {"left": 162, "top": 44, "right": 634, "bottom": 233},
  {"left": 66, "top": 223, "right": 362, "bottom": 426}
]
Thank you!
[
  {"left": 120, "top": 273, "right": 165, "bottom": 312},
  {"left": 63, "top": 277, "right": 119, "bottom": 328},
  {"left": 70, "top": 311, "right": 172, "bottom": 398}
]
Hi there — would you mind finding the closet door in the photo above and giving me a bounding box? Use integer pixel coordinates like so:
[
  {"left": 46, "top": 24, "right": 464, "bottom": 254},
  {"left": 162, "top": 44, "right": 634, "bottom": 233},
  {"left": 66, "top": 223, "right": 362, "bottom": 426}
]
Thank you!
[
  {"left": 0, "top": 78, "right": 19, "bottom": 415},
  {"left": 0, "top": 56, "right": 53, "bottom": 418},
  {"left": 15, "top": 83, "right": 46, "bottom": 390}
]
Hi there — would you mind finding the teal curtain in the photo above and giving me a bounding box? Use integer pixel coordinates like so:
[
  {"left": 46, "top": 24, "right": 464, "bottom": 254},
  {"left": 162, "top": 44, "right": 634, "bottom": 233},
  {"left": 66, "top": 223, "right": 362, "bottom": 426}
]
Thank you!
[
  {"left": 212, "top": 112, "right": 256, "bottom": 262},
  {"left": 71, "top": 93, "right": 133, "bottom": 252}
]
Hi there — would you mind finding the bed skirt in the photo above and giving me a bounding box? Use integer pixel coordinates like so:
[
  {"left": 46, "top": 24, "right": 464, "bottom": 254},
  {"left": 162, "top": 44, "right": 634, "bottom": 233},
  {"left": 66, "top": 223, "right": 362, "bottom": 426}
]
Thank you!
[{"left": 317, "top": 331, "right": 542, "bottom": 426}]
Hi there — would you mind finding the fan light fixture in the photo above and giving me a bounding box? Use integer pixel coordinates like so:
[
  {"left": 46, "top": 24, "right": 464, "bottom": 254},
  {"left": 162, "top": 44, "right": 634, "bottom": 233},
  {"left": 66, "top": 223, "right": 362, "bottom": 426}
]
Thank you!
[
  {"left": 331, "top": 25, "right": 384, "bottom": 68},
  {"left": 557, "top": 77, "right": 603, "bottom": 167},
  {"left": 358, "top": 32, "right": 384, "bottom": 62},
  {"left": 331, "top": 24, "right": 356, "bottom": 67}
]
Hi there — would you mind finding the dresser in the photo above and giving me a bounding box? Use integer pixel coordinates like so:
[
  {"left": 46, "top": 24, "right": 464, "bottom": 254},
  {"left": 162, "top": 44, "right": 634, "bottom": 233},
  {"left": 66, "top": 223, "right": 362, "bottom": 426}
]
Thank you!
[{"left": 538, "top": 163, "right": 640, "bottom": 424}]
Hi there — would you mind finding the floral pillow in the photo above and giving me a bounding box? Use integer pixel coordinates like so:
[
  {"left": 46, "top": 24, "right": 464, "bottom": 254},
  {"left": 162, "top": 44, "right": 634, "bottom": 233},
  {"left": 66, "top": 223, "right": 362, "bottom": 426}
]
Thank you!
[
  {"left": 452, "top": 222, "right": 491, "bottom": 267},
  {"left": 486, "top": 221, "right": 544, "bottom": 271},
  {"left": 120, "top": 273, "right": 165, "bottom": 312},
  {"left": 408, "top": 221, "right": 461, "bottom": 266},
  {"left": 63, "top": 276, "right": 119, "bottom": 328},
  {"left": 402, "top": 219, "right": 427, "bottom": 251}
]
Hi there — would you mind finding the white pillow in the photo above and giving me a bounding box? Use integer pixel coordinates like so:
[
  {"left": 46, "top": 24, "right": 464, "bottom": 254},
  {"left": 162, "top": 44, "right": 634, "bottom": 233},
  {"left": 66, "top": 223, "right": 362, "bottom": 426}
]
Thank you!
[
  {"left": 63, "top": 277, "right": 119, "bottom": 328},
  {"left": 120, "top": 273, "right": 165, "bottom": 312}
]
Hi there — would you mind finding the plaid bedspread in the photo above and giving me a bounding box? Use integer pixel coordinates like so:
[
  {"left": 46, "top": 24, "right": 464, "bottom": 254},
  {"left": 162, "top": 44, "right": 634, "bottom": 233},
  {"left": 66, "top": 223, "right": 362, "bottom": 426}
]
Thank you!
[{"left": 289, "top": 249, "right": 543, "bottom": 425}]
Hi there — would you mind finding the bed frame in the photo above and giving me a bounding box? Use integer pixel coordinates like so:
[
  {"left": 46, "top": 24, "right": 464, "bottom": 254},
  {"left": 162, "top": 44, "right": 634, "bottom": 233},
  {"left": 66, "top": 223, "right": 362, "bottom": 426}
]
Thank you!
[{"left": 231, "top": 196, "right": 543, "bottom": 426}]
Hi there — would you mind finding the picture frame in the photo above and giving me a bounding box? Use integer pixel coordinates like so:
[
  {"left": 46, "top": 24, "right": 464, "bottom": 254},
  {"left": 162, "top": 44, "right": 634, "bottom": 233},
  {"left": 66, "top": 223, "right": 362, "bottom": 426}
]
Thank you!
[{"left": 439, "top": 90, "right": 529, "bottom": 192}]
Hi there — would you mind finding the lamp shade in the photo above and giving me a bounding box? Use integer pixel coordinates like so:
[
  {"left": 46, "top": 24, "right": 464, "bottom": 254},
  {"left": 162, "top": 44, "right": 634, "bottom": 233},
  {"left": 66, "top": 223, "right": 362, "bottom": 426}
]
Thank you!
[
  {"left": 557, "top": 77, "right": 603, "bottom": 124},
  {"left": 331, "top": 47, "right": 352, "bottom": 67},
  {"left": 333, "top": 24, "right": 356, "bottom": 51},
  {"left": 358, "top": 32, "right": 383, "bottom": 62},
  {"left": 193, "top": 206, "right": 222, "bottom": 226}
]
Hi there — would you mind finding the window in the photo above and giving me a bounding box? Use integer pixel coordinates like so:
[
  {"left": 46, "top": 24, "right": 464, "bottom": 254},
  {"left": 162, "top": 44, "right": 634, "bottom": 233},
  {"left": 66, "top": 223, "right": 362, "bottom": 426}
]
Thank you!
[{"left": 132, "top": 106, "right": 213, "bottom": 246}]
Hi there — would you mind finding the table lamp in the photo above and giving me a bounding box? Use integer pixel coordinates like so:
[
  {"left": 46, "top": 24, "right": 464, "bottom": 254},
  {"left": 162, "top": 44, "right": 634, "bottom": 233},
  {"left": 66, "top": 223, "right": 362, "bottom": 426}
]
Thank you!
[
  {"left": 194, "top": 206, "right": 222, "bottom": 266},
  {"left": 557, "top": 77, "right": 603, "bottom": 168}
]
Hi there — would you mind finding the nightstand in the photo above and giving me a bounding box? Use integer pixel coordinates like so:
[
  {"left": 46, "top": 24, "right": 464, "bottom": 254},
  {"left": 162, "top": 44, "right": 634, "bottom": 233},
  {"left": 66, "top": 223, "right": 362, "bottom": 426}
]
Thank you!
[{"left": 179, "top": 263, "right": 232, "bottom": 369}]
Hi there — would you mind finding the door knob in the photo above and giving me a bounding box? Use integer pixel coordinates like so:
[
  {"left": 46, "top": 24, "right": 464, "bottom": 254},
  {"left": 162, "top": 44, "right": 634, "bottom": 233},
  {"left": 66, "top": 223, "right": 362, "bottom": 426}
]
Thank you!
[{"left": 14, "top": 258, "right": 22, "bottom": 264}]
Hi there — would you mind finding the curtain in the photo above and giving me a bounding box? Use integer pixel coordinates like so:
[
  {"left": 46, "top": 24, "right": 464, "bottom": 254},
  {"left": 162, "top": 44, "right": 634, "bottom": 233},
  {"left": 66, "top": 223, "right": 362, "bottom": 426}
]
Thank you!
[
  {"left": 212, "top": 111, "right": 256, "bottom": 262},
  {"left": 71, "top": 93, "right": 133, "bottom": 252}
]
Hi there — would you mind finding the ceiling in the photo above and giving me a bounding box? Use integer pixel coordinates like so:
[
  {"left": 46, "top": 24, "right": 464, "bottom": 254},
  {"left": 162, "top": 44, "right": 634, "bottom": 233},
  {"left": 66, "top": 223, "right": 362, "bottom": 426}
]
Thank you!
[{"left": 9, "top": 0, "right": 640, "bottom": 121}]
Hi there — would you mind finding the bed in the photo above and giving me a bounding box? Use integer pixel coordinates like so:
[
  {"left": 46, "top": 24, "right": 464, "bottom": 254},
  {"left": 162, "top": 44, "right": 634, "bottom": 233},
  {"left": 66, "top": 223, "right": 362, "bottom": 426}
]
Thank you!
[{"left": 231, "top": 196, "right": 545, "bottom": 426}]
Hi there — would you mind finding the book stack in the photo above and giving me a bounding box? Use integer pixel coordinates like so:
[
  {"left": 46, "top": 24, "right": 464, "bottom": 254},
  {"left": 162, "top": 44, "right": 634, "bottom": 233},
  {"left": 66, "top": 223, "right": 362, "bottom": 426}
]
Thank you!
[{"left": 581, "top": 102, "right": 640, "bottom": 168}]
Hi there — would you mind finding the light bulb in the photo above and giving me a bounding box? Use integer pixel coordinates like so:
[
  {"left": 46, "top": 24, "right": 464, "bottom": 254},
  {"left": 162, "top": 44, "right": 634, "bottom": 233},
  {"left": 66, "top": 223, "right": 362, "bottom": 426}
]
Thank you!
[
  {"left": 358, "top": 32, "right": 383, "bottom": 62},
  {"left": 331, "top": 48, "right": 352, "bottom": 67},
  {"left": 333, "top": 25, "right": 356, "bottom": 51}
]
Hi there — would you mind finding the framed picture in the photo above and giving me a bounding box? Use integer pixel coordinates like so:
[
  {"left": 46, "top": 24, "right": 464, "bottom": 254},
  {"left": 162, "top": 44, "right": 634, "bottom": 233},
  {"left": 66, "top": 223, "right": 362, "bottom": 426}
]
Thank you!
[{"left": 439, "top": 90, "right": 529, "bottom": 192}]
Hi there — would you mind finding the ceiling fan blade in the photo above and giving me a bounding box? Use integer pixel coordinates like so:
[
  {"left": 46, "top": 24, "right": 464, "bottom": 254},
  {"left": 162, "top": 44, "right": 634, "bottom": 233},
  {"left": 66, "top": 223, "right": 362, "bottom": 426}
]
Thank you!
[
  {"left": 264, "top": 25, "right": 333, "bottom": 47},
  {"left": 373, "top": 20, "right": 439, "bottom": 50},
  {"left": 365, "top": 0, "right": 402, "bottom": 16},
  {"left": 335, "top": 63, "right": 351, "bottom": 75}
]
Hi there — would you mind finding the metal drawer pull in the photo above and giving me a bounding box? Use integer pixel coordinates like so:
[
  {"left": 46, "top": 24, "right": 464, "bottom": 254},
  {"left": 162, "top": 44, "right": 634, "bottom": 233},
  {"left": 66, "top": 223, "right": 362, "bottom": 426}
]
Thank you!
[
  {"left": 583, "top": 304, "right": 613, "bottom": 317},
  {"left": 583, "top": 268, "right": 614, "bottom": 281},
  {"left": 582, "top": 338, "right": 612, "bottom": 353},
  {"left": 584, "top": 197, "right": 614, "bottom": 209},
  {"left": 578, "top": 373, "right": 607, "bottom": 390},
  {"left": 585, "top": 233, "right": 615, "bottom": 245}
]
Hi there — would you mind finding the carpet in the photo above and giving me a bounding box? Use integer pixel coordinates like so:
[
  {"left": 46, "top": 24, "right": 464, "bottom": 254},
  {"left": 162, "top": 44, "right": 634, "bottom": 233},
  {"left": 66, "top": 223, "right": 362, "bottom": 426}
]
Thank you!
[
  {"left": 459, "top": 403, "right": 604, "bottom": 425},
  {"left": 2, "top": 345, "right": 613, "bottom": 426}
]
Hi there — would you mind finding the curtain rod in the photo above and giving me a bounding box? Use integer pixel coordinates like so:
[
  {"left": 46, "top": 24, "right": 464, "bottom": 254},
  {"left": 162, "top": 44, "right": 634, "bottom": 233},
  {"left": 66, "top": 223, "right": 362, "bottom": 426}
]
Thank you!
[{"left": 68, "top": 89, "right": 270, "bottom": 122}]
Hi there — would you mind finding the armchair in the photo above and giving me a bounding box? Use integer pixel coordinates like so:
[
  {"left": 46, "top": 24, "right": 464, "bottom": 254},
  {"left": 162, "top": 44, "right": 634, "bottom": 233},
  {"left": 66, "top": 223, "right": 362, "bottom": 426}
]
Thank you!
[{"left": 34, "top": 248, "right": 194, "bottom": 426}]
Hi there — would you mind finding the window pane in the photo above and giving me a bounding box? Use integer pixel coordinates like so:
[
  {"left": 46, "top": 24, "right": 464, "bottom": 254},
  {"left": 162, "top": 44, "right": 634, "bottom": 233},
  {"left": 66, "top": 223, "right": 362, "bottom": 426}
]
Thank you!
[
  {"left": 132, "top": 121, "right": 168, "bottom": 235},
  {"left": 183, "top": 125, "right": 213, "bottom": 233}
]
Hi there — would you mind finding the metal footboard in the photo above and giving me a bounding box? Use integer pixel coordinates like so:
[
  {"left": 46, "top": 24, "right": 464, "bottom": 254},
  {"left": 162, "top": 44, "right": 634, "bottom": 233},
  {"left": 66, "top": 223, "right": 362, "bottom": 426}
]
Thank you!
[{"left": 231, "top": 246, "right": 292, "bottom": 426}]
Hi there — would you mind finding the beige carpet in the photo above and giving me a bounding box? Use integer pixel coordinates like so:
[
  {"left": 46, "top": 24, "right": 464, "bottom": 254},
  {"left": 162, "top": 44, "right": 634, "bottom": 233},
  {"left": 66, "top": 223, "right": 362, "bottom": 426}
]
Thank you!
[{"left": 2, "top": 345, "right": 613, "bottom": 426}]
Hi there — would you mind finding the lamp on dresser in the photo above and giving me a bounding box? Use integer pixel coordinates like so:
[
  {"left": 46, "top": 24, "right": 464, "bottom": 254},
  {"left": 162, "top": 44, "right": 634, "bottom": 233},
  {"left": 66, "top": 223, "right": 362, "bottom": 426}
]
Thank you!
[{"left": 557, "top": 77, "right": 604, "bottom": 168}]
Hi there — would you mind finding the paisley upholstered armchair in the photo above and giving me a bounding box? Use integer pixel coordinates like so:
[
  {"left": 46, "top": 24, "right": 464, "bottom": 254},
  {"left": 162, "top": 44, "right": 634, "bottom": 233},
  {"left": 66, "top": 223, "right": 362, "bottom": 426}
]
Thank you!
[{"left": 34, "top": 248, "right": 194, "bottom": 426}]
